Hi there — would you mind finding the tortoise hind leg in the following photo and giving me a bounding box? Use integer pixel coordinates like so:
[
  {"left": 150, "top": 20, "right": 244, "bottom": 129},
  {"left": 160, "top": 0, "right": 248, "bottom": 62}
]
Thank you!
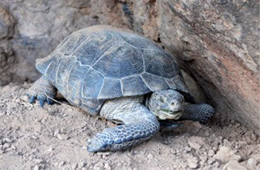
[
  {"left": 27, "top": 76, "right": 57, "bottom": 107},
  {"left": 87, "top": 97, "right": 160, "bottom": 152}
]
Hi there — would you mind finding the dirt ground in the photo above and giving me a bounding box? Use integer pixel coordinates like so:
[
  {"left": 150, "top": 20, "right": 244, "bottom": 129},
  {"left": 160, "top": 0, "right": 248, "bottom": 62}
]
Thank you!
[{"left": 0, "top": 83, "right": 259, "bottom": 170}]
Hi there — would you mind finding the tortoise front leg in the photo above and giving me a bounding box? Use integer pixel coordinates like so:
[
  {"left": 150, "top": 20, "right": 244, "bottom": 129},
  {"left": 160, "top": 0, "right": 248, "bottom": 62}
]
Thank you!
[
  {"left": 87, "top": 97, "right": 160, "bottom": 152},
  {"left": 180, "top": 103, "right": 215, "bottom": 124},
  {"left": 27, "top": 76, "right": 57, "bottom": 107}
]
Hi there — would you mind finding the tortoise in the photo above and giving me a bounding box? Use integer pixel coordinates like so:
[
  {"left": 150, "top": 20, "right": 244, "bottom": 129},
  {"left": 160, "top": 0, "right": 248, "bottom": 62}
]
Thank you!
[{"left": 27, "top": 25, "right": 215, "bottom": 152}]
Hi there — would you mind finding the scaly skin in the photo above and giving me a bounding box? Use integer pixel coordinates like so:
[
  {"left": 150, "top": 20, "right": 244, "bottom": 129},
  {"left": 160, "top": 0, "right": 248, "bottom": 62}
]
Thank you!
[
  {"left": 87, "top": 96, "right": 160, "bottom": 152},
  {"left": 180, "top": 103, "right": 215, "bottom": 124},
  {"left": 27, "top": 76, "right": 56, "bottom": 107}
]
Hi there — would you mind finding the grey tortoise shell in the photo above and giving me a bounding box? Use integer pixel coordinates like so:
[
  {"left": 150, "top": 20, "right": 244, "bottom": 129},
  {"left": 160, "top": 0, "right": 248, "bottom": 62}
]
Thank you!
[{"left": 36, "top": 25, "right": 189, "bottom": 101}]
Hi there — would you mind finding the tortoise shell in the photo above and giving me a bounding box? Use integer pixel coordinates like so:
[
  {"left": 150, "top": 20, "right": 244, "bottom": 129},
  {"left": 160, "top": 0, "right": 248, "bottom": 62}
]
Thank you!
[{"left": 36, "top": 25, "right": 188, "bottom": 105}]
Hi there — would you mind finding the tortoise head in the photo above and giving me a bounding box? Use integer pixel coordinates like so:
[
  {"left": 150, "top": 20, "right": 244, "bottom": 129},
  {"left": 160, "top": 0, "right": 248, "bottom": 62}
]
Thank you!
[{"left": 147, "top": 89, "right": 185, "bottom": 120}]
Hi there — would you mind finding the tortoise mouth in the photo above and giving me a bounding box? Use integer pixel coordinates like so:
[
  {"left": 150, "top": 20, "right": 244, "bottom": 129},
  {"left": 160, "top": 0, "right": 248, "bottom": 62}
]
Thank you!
[{"left": 157, "top": 110, "right": 182, "bottom": 120}]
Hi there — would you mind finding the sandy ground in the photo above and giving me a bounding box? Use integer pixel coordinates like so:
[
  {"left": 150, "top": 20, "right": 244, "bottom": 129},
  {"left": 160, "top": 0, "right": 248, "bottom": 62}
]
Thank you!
[{"left": 0, "top": 83, "right": 259, "bottom": 170}]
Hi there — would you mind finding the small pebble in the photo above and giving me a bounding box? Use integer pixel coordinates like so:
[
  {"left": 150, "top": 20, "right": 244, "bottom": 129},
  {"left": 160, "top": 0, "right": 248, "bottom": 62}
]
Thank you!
[
  {"left": 208, "top": 150, "right": 215, "bottom": 157},
  {"left": 59, "top": 161, "right": 65, "bottom": 167},
  {"left": 48, "top": 147, "right": 53, "bottom": 152},
  {"left": 5, "top": 147, "right": 13, "bottom": 152},
  {"left": 247, "top": 158, "right": 256, "bottom": 169},
  {"left": 184, "top": 146, "right": 192, "bottom": 153},
  {"left": 54, "top": 129, "right": 60, "bottom": 136},
  {"left": 20, "top": 95, "right": 28, "bottom": 102},
  {"left": 223, "top": 160, "right": 247, "bottom": 170},
  {"left": 187, "top": 156, "right": 199, "bottom": 169},
  {"left": 104, "top": 162, "right": 111, "bottom": 170},
  {"left": 33, "top": 158, "right": 43, "bottom": 163},
  {"left": 2, "top": 138, "right": 12, "bottom": 143},
  {"left": 207, "top": 158, "right": 215, "bottom": 165},
  {"left": 147, "top": 153, "right": 154, "bottom": 159},
  {"left": 188, "top": 136, "right": 204, "bottom": 150},
  {"left": 71, "top": 163, "right": 78, "bottom": 169},
  {"left": 214, "top": 146, "right": 241, "bottom": 163},
  {"left": 3, "top": 143, "right": 10, "bottom": 149},
  {"left": 33, "top": 165, "right": 40, "bottom": 170},
  {"left": 57, "top": 134, "right": 69, "bottom": 140},
  {"left": 79, "top": 161, "right": 86, "bottom": 168}
]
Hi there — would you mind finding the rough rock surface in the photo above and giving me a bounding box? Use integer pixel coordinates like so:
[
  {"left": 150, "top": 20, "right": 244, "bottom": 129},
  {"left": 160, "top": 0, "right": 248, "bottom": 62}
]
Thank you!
[
  {"left": 0, "top": 0, "right": 259, "bottom": 133},
  {"left": 0, "top": 5, "right": 15, "bottom": 85},
  {"left": 0, "top": 84, "right": 259, "bottom": 169},
  {"left": 156, "top": 0, "right": 260, "bottom": 134}
]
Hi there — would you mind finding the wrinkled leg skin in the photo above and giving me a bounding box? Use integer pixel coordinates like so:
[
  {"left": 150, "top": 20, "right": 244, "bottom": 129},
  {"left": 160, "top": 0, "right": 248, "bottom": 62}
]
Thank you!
[
  {"left": 87, "top": 98, "right": 160, "bottom": 152},
  {"left": 27, "top": 76, "right": 57, "bottom": 107},
  {"left": 181, "top": 103, "right": 215, "bottom": 124}
]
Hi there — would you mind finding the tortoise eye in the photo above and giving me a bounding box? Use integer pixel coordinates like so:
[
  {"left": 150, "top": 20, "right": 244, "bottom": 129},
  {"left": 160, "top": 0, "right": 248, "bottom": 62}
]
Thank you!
[{"left": 171, "top": 102, "right": 175, "bottom": 105}]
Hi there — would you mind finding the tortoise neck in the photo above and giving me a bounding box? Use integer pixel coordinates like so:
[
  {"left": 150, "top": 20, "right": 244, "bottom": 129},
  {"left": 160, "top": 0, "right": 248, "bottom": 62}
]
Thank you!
[{"left": 100, "top": 96, "right": 144, "bottom": 118}]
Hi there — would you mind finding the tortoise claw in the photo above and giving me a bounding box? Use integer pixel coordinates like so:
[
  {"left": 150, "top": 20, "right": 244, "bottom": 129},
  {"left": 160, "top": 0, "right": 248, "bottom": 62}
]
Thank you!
[
  {"left": 37, "top": 96, "right": 46, "bottom": 107},
  {"left": 27, "top": 94, "right": 54, "bottom": 107},
  {"left": 47, "top": 98, "right": 54, "bottom": 105},
  {"left": 160, "top": 120, "right": 182, "bottom": 131},
  {"left": 29, "top": 95, "right": 36, "bottom": 103}
]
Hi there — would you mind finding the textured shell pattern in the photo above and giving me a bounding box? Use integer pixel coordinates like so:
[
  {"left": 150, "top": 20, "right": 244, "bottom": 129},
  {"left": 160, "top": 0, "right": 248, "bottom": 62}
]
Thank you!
[{"left": 36, "top": 26, "right": 188, "bottom": 105}]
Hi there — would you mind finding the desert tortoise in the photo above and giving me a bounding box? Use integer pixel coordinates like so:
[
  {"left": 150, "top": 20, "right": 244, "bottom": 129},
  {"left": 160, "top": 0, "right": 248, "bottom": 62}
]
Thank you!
[{"left": 27, "top": 25, "right": 215, "bottom": 152}]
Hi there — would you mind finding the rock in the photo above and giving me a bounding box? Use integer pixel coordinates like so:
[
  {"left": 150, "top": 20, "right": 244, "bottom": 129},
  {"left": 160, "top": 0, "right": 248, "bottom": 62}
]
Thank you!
[
  {"left": 33, "top": 159, "right": 43, "bottom": 164},
  {"left": 93, "top": 162, "right": 104, "bottom": 170},
  {"left": 71, "top": 163, "right": 78, "bottom": 169},
  {"left": 2, "top": 143, "right": 10, "bottom": 149},
  {"left": 187, "top": 156, "right": 199, "bottom": 169},
  {"left": 104, "top": 162, "right": 112, "bottom": 170},
  {"left": 33, "top": 165, "right": 40, "bottom": 170},
  {"left": 2, "top": 138, "right": 12, "bottom": 143},
  {"left": 48, "top": 147, "right": 53, "bottom": 152},
  {"left": 214, "top": 146, "right": 241, "bottom": 163},
  {"left": 188, "top": 136, "right": 205, "bottom": 150},
  {"left": 0, "top": 46, "right": 15, "bottom": 86},
  {"left": 223, "top": 160, "right": 247, "bottom": 170},
  {"left": 207, "top": 158, "right": 215, "bottom": 165},
  {"left": 57, "top": 134, "right": 69, "bottom": 140},
  {"left": 147, "top": 153, "right": 154, "bottom": 159},
  {"left": 247, "top": 158, "right": 257, "bottom": 169},
  {"left": 0, "top": 5, "right": 16, "bottom": 86},
  {"left": 59, "top": 161, "right": 65, "bottom": 167},
  {"left": 0, "top": 5, "right": 15, "bottom": 39},
  {"left": 208, "top": 150, "right": 215, "bottom": 157},
  {"left": 79, "top": 161, "right": 86, "bottom": 168}
]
